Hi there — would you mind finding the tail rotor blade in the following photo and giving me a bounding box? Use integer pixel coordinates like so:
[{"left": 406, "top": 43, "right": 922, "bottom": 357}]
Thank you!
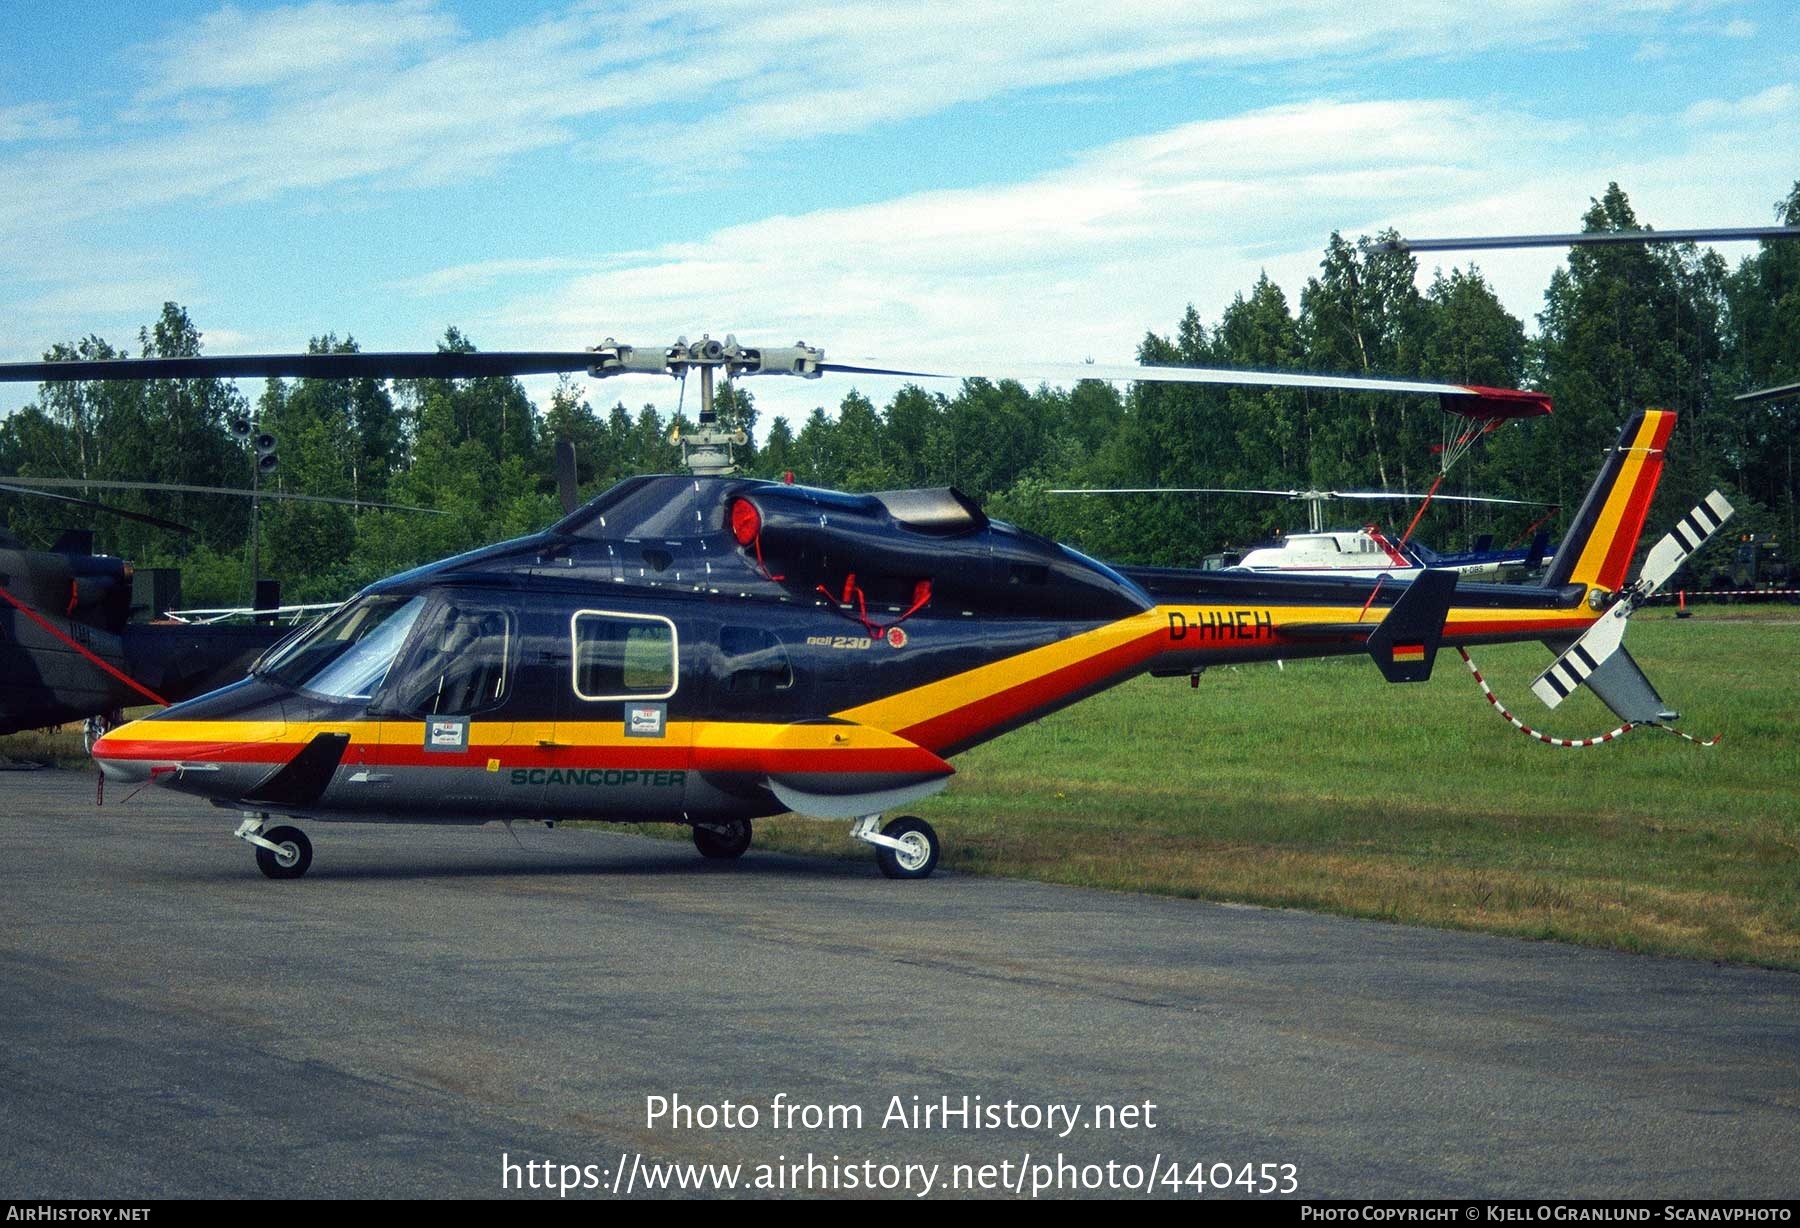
[
  {"left": 1638, "top": 491, "right": 1733, "bottom": 596},
  {"left": 1531, "top": 608, "right": 1629, "bottom": 710},
  {"left": 1530, "top": 491, "right": 1733, "bottom": 717}
]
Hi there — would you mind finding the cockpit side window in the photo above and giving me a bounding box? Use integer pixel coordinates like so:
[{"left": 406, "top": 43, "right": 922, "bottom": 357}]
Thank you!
[
  {"left": 384, "top": 601, "right": 518, "bottom": 717},
  {"left": 257, "top": 594, "right": 427, "bottom": 700}
]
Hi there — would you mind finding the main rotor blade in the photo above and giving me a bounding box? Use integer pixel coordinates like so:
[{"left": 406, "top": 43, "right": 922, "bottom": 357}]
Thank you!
[
  {"left": 0, "top": 343, "right": 1551, "bottom": 417},
  {"left": 833, "top": 360, "right": 1550, "bottom": 416},
  {"left": 1050, "top": 486, "right": 1554, "bottom": 507},
  {"left": 1, "top": 477, "right": 446, "bottom": 515},
  {"left": 1735, "top": 380, "right": 1800, "bottom": 404},
  {"left": 1329, "top": 490, "right": 1555, "bottom": 506},
  {"left": 0, "top": 482, "right": 195, "bottom": 534},
  {"left": 1048, "top": 487, "right": 1308, "bottom": 497},
  {"left": 0, "top": 350, "right": 605, "bottom": 384},
  {"left": 1373, "top": 226, "right": 1800, "bottom": 253}
]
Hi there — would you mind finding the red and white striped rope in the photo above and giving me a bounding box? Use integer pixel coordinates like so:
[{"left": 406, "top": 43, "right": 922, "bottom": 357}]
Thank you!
[
  {"left": 1455, "top": 648, "right": 1719, "bottom": 748},
  {"left": 1656, "top": 589, "right": 1800, "bottom": 598}
]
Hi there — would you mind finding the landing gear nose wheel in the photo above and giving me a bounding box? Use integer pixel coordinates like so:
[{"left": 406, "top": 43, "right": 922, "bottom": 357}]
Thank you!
[
  {"left": 255, "top": 825, "right": 313, "bottom": 880},
  {"left": 692, "top": 818, "right": 753, "bottom": 860},
  {"left": 875, "top": 816, "right": 940, "bottom": 880}
]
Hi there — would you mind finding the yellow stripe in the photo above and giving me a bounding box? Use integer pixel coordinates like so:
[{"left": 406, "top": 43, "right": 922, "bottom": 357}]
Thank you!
[
  {"left": 1567, "top": 410, "right": 1666, "bottom": 587},
  {"left": 834, "top": 608, "right": 1168, "bottom": 731}
]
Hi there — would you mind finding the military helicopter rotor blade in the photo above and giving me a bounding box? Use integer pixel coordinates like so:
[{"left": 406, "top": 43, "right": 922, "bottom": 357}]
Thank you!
[
  {"left": 0, "top": 482, "right": 197, "bottom": 534},
  {"left": 1, "top": 477, "right": 445, "bottom": 515}
]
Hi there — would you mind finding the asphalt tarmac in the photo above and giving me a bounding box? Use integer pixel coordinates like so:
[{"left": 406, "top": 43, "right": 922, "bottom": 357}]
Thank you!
[{"left": 1, "top": 768, "right": 1795, "bottom": 1200}]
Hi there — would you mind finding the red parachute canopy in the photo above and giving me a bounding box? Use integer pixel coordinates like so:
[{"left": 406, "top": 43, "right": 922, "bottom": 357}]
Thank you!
[
  {"left": 1439, "top": 385, "right": 1553, "bottom": 420},
  {"left": 1405, "top": 385, "right": 1552, "bottom": 546}
]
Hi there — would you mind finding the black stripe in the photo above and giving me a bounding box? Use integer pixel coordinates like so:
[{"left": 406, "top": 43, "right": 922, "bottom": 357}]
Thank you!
[
  {"left": 1541, "top": 670, "right": 1570, "bottom": 698},
  {"left": 1673, "top": 523, "right": 1700, "bottom": 551},
  {"left": 1573, "top": 643, "right": 1599, "bottom": 672}
]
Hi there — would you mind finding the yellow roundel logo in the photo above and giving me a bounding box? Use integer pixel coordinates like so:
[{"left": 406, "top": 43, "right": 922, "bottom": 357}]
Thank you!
[{"left": 887, "top": 626, "right": 908, "bottom": 649}]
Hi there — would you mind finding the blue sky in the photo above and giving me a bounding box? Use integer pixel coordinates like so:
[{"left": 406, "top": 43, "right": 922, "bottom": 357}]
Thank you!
[{"left": 2, "top": 0, "right": 1796, "bottom": 427}]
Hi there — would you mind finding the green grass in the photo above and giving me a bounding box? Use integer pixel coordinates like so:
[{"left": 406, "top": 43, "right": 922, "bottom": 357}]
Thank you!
[
  {"left": 0, "top": 724, "right": 88, "bottom": 768},
  {"left": 747, "top": 607, "right": 1800, "bottom": 967}
]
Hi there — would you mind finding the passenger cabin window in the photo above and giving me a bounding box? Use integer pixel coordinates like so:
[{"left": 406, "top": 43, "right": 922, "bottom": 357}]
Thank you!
[
  {"left": 719, "top": 625, "right": 793, "bottom": 695},
  {"left": 387, "top": 603, "right": 517, "bottom": 717},
  {"left": 572, "top": 611, "right": 677, "bottom": 700}
]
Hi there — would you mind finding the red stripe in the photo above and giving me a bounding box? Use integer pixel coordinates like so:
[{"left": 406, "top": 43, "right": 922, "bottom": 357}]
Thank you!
[
  {"left": 1595, "top": 412, "right": 1675, "bottom": 590},
  {"left": 92, "top": 738, "right": 285, "bottom": 764}
]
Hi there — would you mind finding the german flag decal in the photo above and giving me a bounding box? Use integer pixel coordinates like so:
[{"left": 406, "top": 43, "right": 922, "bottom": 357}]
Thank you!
[{"left": 1393, "top": 642, "right": 1426, "bottom": 663}]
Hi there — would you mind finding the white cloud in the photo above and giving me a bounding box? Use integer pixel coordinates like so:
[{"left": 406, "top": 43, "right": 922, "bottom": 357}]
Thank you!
[
  {"left": 437, "top": 85, "right": 1796, "bottom": 427},
  {"left": 0, "top": 1, "right": 1726, "bottom": 234},
  {"left": 0, "top": 103, "right": 77, "bottom": 143},
  {"left": 445, "top": 98, "right": 1565, "bottom": 421},
  {"left": 1, "top": 0, "right": 1786, "bottom": 426},
  {"left": 1682, "top": 83, "right": 1798, "bottom": 125},
  {"left": 137, "top": 0, "right": 465, "bottom": 98}
]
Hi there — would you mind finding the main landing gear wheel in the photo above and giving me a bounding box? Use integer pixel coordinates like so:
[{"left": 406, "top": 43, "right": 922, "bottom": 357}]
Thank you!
[
  {"left": 692, "top": 818, "right": 752, "bottom": 860},
  {"left": 875, "top": 816, "right": 939, "bottom": 880},
  {"left": 255, "top": 825, "right": 313, "bottom": 880}
]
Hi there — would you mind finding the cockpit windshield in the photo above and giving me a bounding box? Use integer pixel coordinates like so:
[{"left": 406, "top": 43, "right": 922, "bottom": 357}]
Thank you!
[{"left": 255, "top": 594, "right": 427, "bottom": 699}]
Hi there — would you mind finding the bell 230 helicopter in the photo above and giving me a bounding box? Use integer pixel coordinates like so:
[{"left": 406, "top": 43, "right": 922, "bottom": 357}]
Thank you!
[{"left": 0, "top": 337, "right": 1730, "bottom": 880}]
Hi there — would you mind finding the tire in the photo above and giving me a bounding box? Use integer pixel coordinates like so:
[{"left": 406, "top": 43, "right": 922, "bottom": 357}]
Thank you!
[
  {"left": 692, "top": 818, "right": 752, "bottom": 860},
  {"left": 255, "top": 825, "right": 313, "bottom": 880},
  {"left": 875, "top": 816, "right": 939, "bottom": 880}
]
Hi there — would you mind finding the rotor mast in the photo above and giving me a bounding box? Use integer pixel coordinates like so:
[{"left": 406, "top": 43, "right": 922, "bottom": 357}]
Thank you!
[{"left": 585, "top": 334, "right": 824, "bottom": 475}]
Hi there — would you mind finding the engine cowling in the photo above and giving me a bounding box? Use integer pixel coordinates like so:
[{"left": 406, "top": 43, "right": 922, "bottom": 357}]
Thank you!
[{"left": 725, "top": 485, "right": 1147, "bottom": 621}]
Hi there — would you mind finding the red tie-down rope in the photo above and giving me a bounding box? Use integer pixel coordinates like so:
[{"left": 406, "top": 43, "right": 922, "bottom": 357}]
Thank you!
[
  {"left": 0, "top": 582, "right": 169, "bottom": 706},
  {"left": 814, "top": 573, "right": 933, "bottom": 640},
  {"left": 1455, "top": 646, "right": 1718, "bottom": 748}
]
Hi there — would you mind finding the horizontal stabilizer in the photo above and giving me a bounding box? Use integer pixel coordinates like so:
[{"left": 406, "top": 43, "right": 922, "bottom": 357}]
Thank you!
[
  {"left": 1585, "top": 646, "right": 1677, "bottom": 725},
  {"left": 1366, "top": 569, "right": 1457, "bottom": 683}
]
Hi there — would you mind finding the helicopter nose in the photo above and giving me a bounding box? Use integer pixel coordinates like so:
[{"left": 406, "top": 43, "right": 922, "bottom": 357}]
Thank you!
[{"left": 91, "top": 720, "right": 174, "bottom": 783}]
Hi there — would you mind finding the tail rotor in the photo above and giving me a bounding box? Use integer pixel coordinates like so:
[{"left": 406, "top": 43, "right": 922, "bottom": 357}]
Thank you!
[{"left": 1530, "top": 490, "right": 1733, "bottom": 722}]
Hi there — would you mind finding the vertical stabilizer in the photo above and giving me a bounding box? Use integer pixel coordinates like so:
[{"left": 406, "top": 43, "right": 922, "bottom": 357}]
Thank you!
[{"left": 1541, "top": 410, "right": 1675, "bottom": 593}]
